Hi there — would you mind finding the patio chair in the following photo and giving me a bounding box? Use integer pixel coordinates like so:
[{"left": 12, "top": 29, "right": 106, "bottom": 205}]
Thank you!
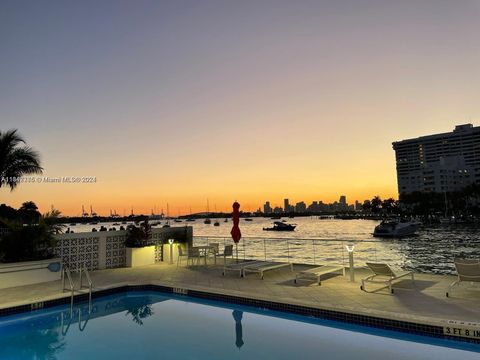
[
  {"left": 243, "top": 261, "right": 293, "bottom": 279},
  {"left": 208, "top": 243, "right": 219, "bottom": 263},
  {"left": 223, "top": 260, "right": 265, "bottom": 277},
  {"left": 294, "top": 264, "right": 345, "bottom": 285},
  {"left": 177, "top": 246, "right": 188, "bottom": 268},
  {"left": 188, "top": 247, "right": 203, "bottom": 266},
  {"left": 215, "top": 245, "right": 234, "bottom": 265},
  {"left": 360, "top": 262, "right": 414, "bottom": 294},
  {"left": 209, "top": 243, "right": 220, "bottom": 254},
  {"left": 446, "top": 258, "right": 480, "bottom": 297},
  {"left": 177, "top": 247, "right": 202, "bottom": 267}
]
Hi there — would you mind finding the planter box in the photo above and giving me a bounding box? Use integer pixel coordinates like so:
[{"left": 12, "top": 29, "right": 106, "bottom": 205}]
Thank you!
[
  {"left": 126, "top": 246, "right": 156, "bottom": 267},
  {"left": 0, "top": 258, "right": 62, "bottom": 290}
]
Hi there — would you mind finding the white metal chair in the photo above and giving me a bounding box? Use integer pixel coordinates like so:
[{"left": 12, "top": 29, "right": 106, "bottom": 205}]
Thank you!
[
  {"left": 446, "top": 258, "right": 480, "bottom": 297},
  {"left": 243, "top": 261, "right": 293, "bottom": 279},
  {"left": 294, "top": 264, "right": 345, "bottom": 285},
  {"left": 361, "top": 262, "right": 414, "bottom": 294}
]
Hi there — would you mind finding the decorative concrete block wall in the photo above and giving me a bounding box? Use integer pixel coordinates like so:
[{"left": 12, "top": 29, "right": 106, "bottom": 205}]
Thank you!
[{"left": 54, "top": 226, "right": 193, "bottom": 271}]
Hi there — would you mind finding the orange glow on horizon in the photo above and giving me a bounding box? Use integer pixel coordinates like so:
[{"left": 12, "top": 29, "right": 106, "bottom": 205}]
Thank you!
[
  {"left": 2, "top": 2, "right": 478, "bottom": 216},
  {"left": 1, "top": 178, "right": 397, "bottom": 216}
]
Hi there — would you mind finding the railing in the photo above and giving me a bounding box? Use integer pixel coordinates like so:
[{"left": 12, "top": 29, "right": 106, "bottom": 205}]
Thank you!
[
  {"left": 79, "top": 266, "right": 93, "bottom": 312},
  {"left": 61, "top": 266, "right": 75, "bottom": 313},
  {"left": 192, "top": 235, "right": 480, "bottom": 274},
  {"left": 62, "top": 265, "right": 94, "bottom": 318}
]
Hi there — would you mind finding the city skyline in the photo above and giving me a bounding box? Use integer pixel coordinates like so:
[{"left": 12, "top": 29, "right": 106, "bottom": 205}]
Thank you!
[
  {"left": 0, "top": 194, "right": 373, "bottom": 217},
  {"left": 2, "top": 1, "right": 480, "bottom": 215}
]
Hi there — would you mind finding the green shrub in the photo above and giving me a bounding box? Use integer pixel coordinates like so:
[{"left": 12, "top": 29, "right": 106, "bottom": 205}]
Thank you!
[
  {"left": 0, "top": 210, "right": 63, "bottom": 263},
  {"left": 125, "top": 220, "right": 153, "bottom": 248}
]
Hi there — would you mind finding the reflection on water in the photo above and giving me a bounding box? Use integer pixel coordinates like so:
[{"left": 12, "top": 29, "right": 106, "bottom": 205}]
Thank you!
[
  {"left": 0, "top": 326, "right": 65, "bottom": 359},
  {"left": 232, "top": 310, "right": 244, "bottom": 349},
  {"left": 126, "top": 304, "right": 154, "bottom": 326}
]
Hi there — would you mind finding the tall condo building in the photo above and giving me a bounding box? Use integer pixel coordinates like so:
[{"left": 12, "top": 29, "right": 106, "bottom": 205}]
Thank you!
[
  {"left": 263, "top": 201, "right": 272, "bottom": 214},
  {"left": 392, "top": 124, "right": 480, "bottom": 195},
  {"left": 284, "top": 199, "right": 290, "bottom": 212},
  {"left": 339, "top": 195, "right": 347, "bottom": 210}
]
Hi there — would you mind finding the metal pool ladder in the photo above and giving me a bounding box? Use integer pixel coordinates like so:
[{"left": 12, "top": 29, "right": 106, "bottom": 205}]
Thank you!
[
  {"left": 79, "top": 266, "right": 93, "bottom": 312},
  {"left": 62, "top": 265, "right": 94, "bottom": 314},
  {"left": 62, "top": 266, "right": 75, "bottom": 312}
]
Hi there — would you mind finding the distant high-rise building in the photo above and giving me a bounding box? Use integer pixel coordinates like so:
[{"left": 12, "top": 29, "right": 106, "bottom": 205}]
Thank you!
[
  {"left": 355, "top": 200, "right": 362, "bottom": 211},
  {"left": 284, "top": 199, "right": 291, "bottom": 212},
  {"left": 307, "top": 201, "right": 320, "bottom": 212},
  {"left": 263, "top": 201, "right": 272, "bottom": 214},
  {"left": 363, "top": 200, "right": 371, "bottom": 211},
  {"left": 393, "top": 124, "right": 480, "bottom": 195},
  {"left": 339, "top": 195, "right": 347, "bottom": 210},
  {"left": 295, "top": 201, "right": 306, "bottom": 213}
]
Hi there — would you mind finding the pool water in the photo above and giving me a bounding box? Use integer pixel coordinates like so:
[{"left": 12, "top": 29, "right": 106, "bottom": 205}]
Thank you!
[{"left": 0, "top": 291, "right": 478, "bottom": 359}]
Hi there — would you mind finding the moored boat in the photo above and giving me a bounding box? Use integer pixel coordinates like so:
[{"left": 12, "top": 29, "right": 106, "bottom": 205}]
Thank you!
[
  {"left": 263, "top": 221, "right": 296, "bottom": 231},
  {"left": 373, "top": 219, "right": 421, "bottom": 237}
]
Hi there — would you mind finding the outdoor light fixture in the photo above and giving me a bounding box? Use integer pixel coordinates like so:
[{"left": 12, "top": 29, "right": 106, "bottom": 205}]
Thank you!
[
  {"left": 168, "top": 239, "right": 174, "bottom": 264},
  {"left": 345, "top": 245, "right": 355, "bottom": 282}
]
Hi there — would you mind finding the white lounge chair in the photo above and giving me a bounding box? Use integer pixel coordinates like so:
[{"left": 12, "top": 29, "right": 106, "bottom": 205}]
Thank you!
[
  {"left": 294, "top": 264, "right": 345, "bottom": 285},
  {"left": 446, "top": 258, "right": 480, "bottom": 297},
  {"left": 222, "top": 260, "right": 265, "bottom": 277},
  {"left": 242, "top": 261, "right": 293, "bottom": 279},
  {"left": 361, "top": 262, "right": 414, "bottom": 294}
]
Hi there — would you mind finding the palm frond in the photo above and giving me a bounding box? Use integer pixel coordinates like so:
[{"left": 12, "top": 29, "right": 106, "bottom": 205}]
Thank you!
[{"left": 0, "top": 129, "right": 43, "bottom": 191}]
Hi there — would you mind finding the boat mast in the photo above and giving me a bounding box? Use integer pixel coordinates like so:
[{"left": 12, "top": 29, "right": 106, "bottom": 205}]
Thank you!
[{"left": 444, "top": 191, "right": 448, "bottom": 218}]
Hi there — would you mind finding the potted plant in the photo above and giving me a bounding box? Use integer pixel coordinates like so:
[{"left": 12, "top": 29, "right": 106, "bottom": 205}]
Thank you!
[
  {"left": 0, "top": 209, "right": 64, "bottom": 289},
  {"left": 125, "top": 220, "right": 155, "bottom": 267}
]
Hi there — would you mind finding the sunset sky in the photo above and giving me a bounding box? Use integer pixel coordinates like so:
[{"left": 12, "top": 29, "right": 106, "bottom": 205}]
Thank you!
[{"left": 1, "top": 0, "right": 480, "bottom": 216}]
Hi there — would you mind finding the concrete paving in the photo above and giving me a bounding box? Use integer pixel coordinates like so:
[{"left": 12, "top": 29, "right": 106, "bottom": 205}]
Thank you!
[{"left": 1, "top": 261, "right": 480, "bottom": 328}]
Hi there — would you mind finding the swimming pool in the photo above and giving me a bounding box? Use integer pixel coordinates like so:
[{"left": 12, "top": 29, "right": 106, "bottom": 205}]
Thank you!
[{"left": 0, "top": 291, "right": 478, "bottom": 359}]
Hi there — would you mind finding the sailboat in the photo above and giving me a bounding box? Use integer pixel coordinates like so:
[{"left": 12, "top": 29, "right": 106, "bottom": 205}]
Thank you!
[
  {"left": 204, "top": 199, "right": 211, "bottom": 224},
  {"left": 439, "top": 191, "right": 454, "bottom": 224},
  {"left": 163, "top": 203, "right": 171, "bottom": 228},
  {"left": 185, "top": 206, "right": 195, "bottom": 221}
]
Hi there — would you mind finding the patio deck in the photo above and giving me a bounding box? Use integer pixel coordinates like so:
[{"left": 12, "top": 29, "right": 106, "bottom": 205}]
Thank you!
[{"left": 1, "top": 262, "right": 480, "bottom": 333}]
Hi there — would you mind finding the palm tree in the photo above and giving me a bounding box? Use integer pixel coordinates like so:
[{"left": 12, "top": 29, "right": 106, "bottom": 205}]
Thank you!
[
  {"left": 0, "top": 129, "right": 43, "bottom": 190},
  {"left": 370, "top": 196, "right": 383, "bottom": 213}
]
